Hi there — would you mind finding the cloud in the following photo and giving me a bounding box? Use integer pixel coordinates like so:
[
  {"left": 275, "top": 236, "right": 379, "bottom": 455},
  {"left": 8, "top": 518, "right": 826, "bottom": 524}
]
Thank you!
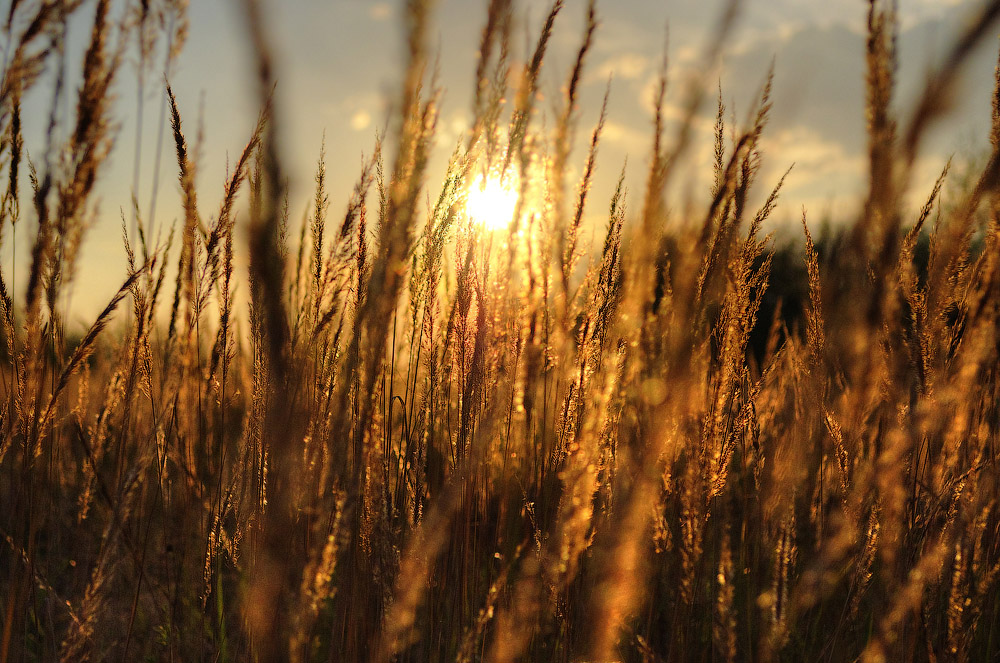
[
  {"left": 758, "top": 126, "right": 867, "bottom": 216},
  {"left": 591, "top": 53, "right": 650, "bottom": 83},
  {"left": 369, "top": 3, "right": 391, "bottom": 21},
  {"left": 762, "top": 127, "right": 860, "bottom": 175},
  {"left": 350, "top": 109, "right": 372, "bottom": 131}
]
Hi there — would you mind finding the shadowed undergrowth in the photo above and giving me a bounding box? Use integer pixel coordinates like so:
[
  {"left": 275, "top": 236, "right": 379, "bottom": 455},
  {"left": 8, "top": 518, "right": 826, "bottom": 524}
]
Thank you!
[{"left": 2, "top": 1, "right": 1000, "bottom": 661}]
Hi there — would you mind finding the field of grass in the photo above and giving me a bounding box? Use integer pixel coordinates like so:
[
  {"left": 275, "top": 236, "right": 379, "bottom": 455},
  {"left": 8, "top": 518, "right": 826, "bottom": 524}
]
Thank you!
[{"left": 2, "top": 0, "right": 1000, "bottom": 661}]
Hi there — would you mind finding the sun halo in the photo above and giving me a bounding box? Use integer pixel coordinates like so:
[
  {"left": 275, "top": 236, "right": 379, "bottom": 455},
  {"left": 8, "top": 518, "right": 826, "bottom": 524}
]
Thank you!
[{"left": 465, "top": 171, "right": 519, "bottom": 231}]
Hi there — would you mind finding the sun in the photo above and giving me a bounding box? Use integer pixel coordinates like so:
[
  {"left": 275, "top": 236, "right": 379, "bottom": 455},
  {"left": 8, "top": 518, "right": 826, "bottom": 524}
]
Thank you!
[{"left": 465, "top": 171, "right": 519, "bottom": 231}]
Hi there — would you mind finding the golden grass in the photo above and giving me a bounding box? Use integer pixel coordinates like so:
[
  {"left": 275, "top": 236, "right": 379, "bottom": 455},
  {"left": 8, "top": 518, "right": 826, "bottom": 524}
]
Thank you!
[{"left": 2, "top": 0, "right": 1000, "bottom": 661}]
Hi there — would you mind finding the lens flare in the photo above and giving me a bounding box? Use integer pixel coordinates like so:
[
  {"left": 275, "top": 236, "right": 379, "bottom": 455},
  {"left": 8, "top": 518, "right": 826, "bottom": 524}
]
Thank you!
[{"left": 466, "top": 172, "right": 518, "bottom": 230}]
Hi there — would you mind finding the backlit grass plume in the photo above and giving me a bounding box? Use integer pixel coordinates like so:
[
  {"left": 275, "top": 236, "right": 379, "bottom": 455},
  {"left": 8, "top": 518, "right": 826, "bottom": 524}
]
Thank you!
[{"left": 2, "top": 0, "right": 1000, "bottom": 661}]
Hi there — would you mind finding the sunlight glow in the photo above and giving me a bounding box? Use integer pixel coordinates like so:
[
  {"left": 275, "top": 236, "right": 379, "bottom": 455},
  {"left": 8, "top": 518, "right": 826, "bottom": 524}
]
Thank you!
[{"left": 465, "top": 172, "right": 519, "bottom": 231}]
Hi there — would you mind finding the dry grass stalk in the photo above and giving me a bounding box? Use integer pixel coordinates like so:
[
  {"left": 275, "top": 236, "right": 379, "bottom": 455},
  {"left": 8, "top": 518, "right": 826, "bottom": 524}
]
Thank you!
[{"left": 1, "top": 1, "right": 1000, "bottom": 661}]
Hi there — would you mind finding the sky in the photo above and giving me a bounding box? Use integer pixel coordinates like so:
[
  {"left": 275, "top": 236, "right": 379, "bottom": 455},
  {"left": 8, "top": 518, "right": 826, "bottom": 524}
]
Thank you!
[{"left": 4, "top": 0, "right": 997, "bottom": 323}]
